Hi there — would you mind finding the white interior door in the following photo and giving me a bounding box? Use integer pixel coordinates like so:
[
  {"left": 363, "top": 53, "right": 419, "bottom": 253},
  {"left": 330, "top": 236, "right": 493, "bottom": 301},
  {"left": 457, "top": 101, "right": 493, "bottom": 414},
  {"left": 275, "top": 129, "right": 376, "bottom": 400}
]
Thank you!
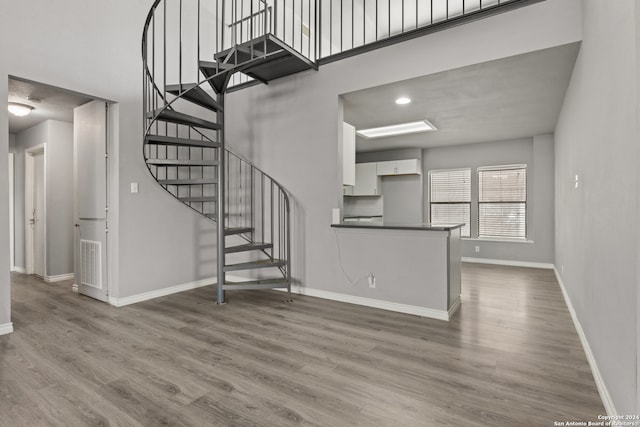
[
  {"left": 25, "top": 144, "right": 46, "bottom": 277},
  {"left": 33, "top": 151, "right": 45, "bottom": 277},
  {"left": 74, "top": 100, "right": 109, "bottom": 302}
]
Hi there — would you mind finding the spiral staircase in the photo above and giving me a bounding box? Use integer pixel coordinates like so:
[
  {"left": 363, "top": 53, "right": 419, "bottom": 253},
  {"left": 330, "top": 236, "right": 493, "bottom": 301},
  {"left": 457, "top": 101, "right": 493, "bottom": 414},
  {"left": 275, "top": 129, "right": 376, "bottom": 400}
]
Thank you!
[{"left": 142, "top": 0, "right": 316, "bottom": 304}]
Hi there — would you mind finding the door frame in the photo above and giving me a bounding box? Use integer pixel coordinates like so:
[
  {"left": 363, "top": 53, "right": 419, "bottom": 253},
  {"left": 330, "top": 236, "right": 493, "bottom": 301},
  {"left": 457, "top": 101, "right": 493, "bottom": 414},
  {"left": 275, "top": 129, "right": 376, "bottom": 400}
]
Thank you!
[
  {"left": 25, "top": 143, "right": 46, "bottom": 276},
  {"left": 8, "top": 152, "right": 14, "bottom": 270}
]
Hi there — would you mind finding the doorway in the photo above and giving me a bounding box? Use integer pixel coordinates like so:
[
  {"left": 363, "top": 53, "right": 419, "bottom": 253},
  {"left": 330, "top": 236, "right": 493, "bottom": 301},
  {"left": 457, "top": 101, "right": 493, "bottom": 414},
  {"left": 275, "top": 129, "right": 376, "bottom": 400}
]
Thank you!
[
  {"left": 24, "top": 144, "right": 46, "bottom": 277},
  {"left": 8, "top": 76, "right": 115, "bottom": 305}
]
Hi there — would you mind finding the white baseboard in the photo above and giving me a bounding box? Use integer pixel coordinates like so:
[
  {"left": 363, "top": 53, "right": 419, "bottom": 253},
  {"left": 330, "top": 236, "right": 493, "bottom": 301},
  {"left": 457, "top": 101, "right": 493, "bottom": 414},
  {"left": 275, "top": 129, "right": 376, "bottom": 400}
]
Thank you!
[
  {"left": 553, "top": 267, "right": 617, "bottom": 416},
  {"left": 0, "top": 322, "right": 14, "bottom": 336},
  {"left": 286, "top": 285, "right": 450, "bottom": 321},
  {"left": 11, "top": 266, "right": 26, "bottom": 274},
  {"left": 107, "top": 275, "right": 244, "bottom": 307},
  {"left": 44, "top": 273, "right": 75, "bottom": 283},
  {"left": 462, "top": 257, "right": 554, "bottom": 269},
  {"left": 72, "top": 284, "right": 78, "bottom": 293}
]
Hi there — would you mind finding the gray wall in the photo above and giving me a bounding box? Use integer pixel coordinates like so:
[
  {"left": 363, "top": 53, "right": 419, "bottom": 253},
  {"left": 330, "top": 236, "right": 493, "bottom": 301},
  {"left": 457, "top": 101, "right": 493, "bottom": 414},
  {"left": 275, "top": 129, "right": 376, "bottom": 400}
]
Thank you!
[
  {"left": 554, "top": 0, "right": 638, "bottom": 414},
  {"left": 224, "top": 0, "right": 580, "bottom": 302},
  {"left": 0, "top": 79, "right": 8, "bottom": 327},
  {"left": 0, "top": 0, "right": 217, "bottom": 315},
  {"left": 422, "top": 137, "right": 554, "bottom": 264},
  {"left": 13, "top": 120, "right": 74, "bottom": 276},
  {"left": 356, "top": 148, "right": 423, "bottom": 223}
]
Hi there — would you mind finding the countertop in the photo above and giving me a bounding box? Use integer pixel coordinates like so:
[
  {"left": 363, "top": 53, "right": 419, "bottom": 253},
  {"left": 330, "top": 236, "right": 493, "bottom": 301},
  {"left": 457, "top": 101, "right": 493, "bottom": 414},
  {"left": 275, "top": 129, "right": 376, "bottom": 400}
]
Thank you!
[{"left": 331, "top": 222, "right": 464, "bottom": 231}]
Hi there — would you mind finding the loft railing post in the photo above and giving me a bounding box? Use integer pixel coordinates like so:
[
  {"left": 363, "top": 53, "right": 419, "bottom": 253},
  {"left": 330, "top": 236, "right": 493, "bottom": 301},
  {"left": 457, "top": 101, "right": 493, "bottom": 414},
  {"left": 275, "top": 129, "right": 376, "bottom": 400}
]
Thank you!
[{"left": 216, "top": 92, "right": 226, "bottom": 304}]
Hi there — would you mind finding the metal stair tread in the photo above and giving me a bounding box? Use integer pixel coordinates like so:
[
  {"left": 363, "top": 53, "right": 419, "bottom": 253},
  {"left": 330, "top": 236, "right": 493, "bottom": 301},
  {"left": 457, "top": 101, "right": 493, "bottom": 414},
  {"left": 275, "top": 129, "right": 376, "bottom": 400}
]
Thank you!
[
  {"left": 224, "top": 227, "right": 253, "bottom": 235},
  {"left": 224, "top": 259, "right": 286, "bottom": 272},
  {"left": 145, "top": 134, "right": 220, "bottom": 148},
  {"left": 166, "top": 83, "right": 222, "bottom": 112},
  {"left": 178, "top": 196, "right": 216, "bottom": 202},
  {"left": 225, "top": 242, "right": 273, "bottom": 253},
  {"left": 147, "top": 108, "right": 221, "bottom": 130},
  {"left": 146, "top": 159, "right": 219, "bottom": 166},
  {"left": 221, "top": 278, "right": 289, "bottom": 291},
  {"left": 157, "top": 178, "right": 217, "bottom": 185}
]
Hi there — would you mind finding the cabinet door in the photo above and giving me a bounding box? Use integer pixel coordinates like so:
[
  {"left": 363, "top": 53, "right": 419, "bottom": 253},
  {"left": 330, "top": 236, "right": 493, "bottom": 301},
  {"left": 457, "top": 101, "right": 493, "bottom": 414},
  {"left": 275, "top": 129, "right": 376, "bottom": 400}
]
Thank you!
[
  {"left": 354, "top": 163, "right": 380, "bottom": 195},
  {"left": 342, "top": 123, "right": 356, "bottom": 186},
  {"left": 395, "top": 159, "right": 421, "bottom": 175},
  {"left": 377, "top": 161, "right": 396, "bottom": 176}
]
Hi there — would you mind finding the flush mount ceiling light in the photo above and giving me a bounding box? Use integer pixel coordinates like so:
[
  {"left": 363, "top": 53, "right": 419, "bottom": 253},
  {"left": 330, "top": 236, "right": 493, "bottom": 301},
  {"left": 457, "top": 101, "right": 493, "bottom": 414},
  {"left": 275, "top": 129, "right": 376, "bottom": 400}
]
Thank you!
[
  {"left": 8, "top": 102, "right": 34, "bottom": 117},
  {"left": 395, "top": 97, "right": 411, "bottom": 105},
  {"left": 357, "top": 119, "right": 437, "bottom": 139}
]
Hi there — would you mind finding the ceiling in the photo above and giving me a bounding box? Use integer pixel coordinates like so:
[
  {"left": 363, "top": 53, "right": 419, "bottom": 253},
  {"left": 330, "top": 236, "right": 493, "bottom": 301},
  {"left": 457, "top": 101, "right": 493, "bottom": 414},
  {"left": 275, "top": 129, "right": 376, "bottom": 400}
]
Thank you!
[
  {"left": 343, "top": 42, "right": 580, "bottom": 152},
  {"left": 8, "top": 78, "right": 94, "bottom": 134}
]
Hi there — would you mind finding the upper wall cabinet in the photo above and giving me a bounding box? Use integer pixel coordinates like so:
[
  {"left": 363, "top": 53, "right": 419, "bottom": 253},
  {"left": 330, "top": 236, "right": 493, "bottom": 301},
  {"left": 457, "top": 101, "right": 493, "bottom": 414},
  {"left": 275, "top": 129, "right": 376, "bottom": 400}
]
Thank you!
[
  {"left": 343, "top": 122, "right": 356, "bottom": 186},
  {"left": 352, "top": 163, "right": 381, "bottom": 196},
  {"left": 377, "top": 159, "right": 422, "bottom": 176}
]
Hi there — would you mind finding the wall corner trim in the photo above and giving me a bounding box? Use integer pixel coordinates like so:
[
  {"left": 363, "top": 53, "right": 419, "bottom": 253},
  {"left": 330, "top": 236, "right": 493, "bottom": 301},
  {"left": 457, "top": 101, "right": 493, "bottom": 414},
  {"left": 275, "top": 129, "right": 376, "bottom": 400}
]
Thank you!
[
  {"left": 448, "top": 296, "right": 461, "bottom": 320},
  {"left": 553, "top": 267, "right": 618, "bottom": 416},
  {"left": 462, "top": 257, "right": 554, "bottom": 269},
  {"left": 11, "top": 266, "right": 26, "bottom": 274},
  {"left": 282, "top": 285, "right": 450, "bottom": 321},
  {"left": 44, "top": 273, "right": 75, "bottom": 283},
  {"left": 0, "top": 323, "right": 14, "bottom": 336}
]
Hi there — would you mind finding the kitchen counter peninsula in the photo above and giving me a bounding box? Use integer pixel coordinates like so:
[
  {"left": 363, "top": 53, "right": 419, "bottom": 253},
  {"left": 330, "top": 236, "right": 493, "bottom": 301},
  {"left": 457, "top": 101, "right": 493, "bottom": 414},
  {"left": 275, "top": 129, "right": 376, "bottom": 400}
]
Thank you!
[{"left": 330, "top": 222, "right": 463, "bottom": 320}]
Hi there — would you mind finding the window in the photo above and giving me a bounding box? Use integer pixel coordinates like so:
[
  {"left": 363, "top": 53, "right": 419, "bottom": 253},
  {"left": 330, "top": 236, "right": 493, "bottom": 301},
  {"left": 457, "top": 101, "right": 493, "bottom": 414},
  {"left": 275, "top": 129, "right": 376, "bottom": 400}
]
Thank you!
[
  {"left": 478, "top": 165, "right": 527, "bottom": 239},
  {"left": 429, "top": 169, "right": 471, "bottom": 237}
]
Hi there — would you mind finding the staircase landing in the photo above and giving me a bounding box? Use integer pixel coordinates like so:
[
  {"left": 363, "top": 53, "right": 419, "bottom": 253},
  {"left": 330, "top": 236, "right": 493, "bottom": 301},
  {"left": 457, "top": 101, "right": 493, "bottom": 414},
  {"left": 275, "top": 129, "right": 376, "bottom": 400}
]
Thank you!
[{"left": 201, "top": 34, "right": 317, "bottom": 92}]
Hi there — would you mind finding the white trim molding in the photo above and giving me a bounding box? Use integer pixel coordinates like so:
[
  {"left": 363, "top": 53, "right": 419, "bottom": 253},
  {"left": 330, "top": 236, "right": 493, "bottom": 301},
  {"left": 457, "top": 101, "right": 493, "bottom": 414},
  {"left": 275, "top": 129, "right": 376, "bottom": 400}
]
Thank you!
[
  {"left": 0, "top": 322, "right": 14, "bottom": 336},
  {"left": 106, "top": 275, "right": 245, "bottom": 307},
  {"left": 72, "top": 283, "right": 78, "bottom": 293},
  {"left": 11, "top": 266, "right": 26, "bottom": 274},
  {"left": 284, "top": 285, "right": 451, "bottom": 321},
  {"left": 44, "top": 273, "right": 75, "bottom": 283},
  {"left": 448, "top": 296, "right": 461, "bottom": 319},
  {"left": 554, "top": 267, "right": 617, "bottom": 416},
  {"left": 462, "top": 257, "right": 554, "bottom": 269}
]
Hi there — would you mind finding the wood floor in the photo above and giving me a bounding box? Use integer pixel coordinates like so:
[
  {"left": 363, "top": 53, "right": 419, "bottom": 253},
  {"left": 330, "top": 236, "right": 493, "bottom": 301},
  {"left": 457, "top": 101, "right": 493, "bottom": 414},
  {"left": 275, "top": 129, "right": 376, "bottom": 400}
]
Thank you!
[{"left": 1, "top": 264, "right": 604, "bottom": 426}]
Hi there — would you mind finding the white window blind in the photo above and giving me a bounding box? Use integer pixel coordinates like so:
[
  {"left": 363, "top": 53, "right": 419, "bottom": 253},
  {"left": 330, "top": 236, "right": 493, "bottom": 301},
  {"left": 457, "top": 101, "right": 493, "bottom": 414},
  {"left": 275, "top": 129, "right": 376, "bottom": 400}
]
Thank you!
[
  {"left": 429, "top": 169, "right": 470, "bottom": 237},
  {"left": 478, "top": 165, "right": 526, "bottom": 239}
]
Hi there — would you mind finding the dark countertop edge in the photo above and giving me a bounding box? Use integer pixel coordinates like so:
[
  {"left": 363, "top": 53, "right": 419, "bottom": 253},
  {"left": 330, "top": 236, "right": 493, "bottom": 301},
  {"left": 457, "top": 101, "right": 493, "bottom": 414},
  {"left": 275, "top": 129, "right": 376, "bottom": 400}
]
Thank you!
[{"left": 331, "top": 223, "right": 464, "bottom": 232}]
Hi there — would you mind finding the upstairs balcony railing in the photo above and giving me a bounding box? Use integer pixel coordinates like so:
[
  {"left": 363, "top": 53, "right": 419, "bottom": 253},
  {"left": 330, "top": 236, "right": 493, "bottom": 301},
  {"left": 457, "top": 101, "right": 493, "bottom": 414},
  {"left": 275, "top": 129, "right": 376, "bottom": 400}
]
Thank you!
[{"left": 143, "top": 0, "right": 538, "bottom": 94}]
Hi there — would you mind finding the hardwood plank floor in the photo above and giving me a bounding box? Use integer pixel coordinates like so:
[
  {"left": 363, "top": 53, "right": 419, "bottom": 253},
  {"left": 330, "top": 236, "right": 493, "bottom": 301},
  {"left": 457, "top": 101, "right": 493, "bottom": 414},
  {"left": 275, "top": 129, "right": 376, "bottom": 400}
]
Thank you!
[{"left": 0, "top": 264, "right": 604, "bottom": 426}]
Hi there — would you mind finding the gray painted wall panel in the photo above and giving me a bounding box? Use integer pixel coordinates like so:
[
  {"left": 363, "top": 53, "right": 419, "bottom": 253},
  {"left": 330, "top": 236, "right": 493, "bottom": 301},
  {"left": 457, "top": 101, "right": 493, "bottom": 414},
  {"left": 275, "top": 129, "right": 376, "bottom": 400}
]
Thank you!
[
  {"left": 422, "top": 137, "right": 554, "bottom": 263},
  {"left": 225, "top": 1, "right": 581, "bottom": 301},
  {"left": 554, "top": 0, "right": 638, "bottom": 414},
  {"left": 1, "top": 1, "right": 217, "bottom": 306}
]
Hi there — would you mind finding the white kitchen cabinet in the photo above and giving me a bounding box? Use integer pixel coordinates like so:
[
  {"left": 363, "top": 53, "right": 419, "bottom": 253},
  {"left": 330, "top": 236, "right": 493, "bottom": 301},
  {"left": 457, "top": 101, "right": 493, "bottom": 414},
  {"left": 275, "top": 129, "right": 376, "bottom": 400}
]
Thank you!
[
  {"left": 342, "top": 122, "right": 356, "bottom": 186},
  {"left": 353, "top": 163, "right": 381, "bottom": 196},
  {"left": 377, "top": 159, "right": 422, "bottom": 176}
]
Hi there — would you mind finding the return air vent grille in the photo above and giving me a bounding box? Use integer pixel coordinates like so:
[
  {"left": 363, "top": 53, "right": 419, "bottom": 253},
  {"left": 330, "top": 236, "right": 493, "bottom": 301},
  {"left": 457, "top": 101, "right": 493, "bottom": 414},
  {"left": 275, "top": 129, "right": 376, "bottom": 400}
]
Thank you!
[{"left": 80, "top": 239, "right": 102, "bottom": 289}]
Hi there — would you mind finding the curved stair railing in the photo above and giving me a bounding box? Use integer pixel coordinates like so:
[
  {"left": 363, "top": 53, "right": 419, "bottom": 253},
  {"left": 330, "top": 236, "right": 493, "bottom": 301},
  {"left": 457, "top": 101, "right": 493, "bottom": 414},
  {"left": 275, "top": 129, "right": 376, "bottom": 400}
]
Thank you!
[{"left": 142, "top": 0, "right": 295, "bottom": 304}]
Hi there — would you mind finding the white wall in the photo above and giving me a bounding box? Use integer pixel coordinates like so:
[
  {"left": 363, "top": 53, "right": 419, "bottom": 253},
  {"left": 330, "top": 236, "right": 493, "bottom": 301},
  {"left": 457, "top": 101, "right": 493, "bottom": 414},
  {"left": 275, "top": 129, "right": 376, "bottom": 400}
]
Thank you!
[
  {"left": 554, "top": 0, "right": 638, "bottom": 414},
  {"left": 225, "top": 0, "right": 581, "bottom": 300},
  {"left": 422, "top": 136, "right": 554, "bottom": 264}
]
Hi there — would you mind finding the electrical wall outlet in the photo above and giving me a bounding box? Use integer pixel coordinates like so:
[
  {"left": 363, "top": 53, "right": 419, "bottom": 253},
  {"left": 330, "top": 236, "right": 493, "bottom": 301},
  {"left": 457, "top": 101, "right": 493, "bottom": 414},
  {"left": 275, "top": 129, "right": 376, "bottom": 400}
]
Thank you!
[
  {"left": 475, "top": 245, "right": 480, "bottom": 253},
  {"left": 368, "top": 273, "right": 375, "bottom": 288}
]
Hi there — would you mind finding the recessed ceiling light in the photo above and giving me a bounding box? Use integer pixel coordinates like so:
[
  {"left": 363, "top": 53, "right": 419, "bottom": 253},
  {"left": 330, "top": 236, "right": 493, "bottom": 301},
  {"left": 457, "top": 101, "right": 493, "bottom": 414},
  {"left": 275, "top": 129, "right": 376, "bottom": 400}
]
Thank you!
[
  {"left": 357, "top": 120, "right": 437, "bottom": 139},
  {"left": 8, "top": 102, "right": 34, "bottom": 117},
  {"left": 395, "top": 97, "right": 411, "bottom": 105}
]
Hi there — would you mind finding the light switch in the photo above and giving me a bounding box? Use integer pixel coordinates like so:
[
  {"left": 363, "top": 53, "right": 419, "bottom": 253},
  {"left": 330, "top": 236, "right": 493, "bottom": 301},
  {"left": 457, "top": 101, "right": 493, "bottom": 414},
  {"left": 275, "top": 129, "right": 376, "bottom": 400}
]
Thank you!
[{"left": 130, "top": 182, "right": 139, "bottom": 193}]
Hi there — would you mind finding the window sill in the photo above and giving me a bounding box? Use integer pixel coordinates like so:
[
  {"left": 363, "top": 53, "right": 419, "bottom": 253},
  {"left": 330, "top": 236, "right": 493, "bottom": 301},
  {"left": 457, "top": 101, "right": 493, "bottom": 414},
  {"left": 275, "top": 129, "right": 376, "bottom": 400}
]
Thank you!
[{"left": 462, "top": 237, "right": 534, "bottom": 244}]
